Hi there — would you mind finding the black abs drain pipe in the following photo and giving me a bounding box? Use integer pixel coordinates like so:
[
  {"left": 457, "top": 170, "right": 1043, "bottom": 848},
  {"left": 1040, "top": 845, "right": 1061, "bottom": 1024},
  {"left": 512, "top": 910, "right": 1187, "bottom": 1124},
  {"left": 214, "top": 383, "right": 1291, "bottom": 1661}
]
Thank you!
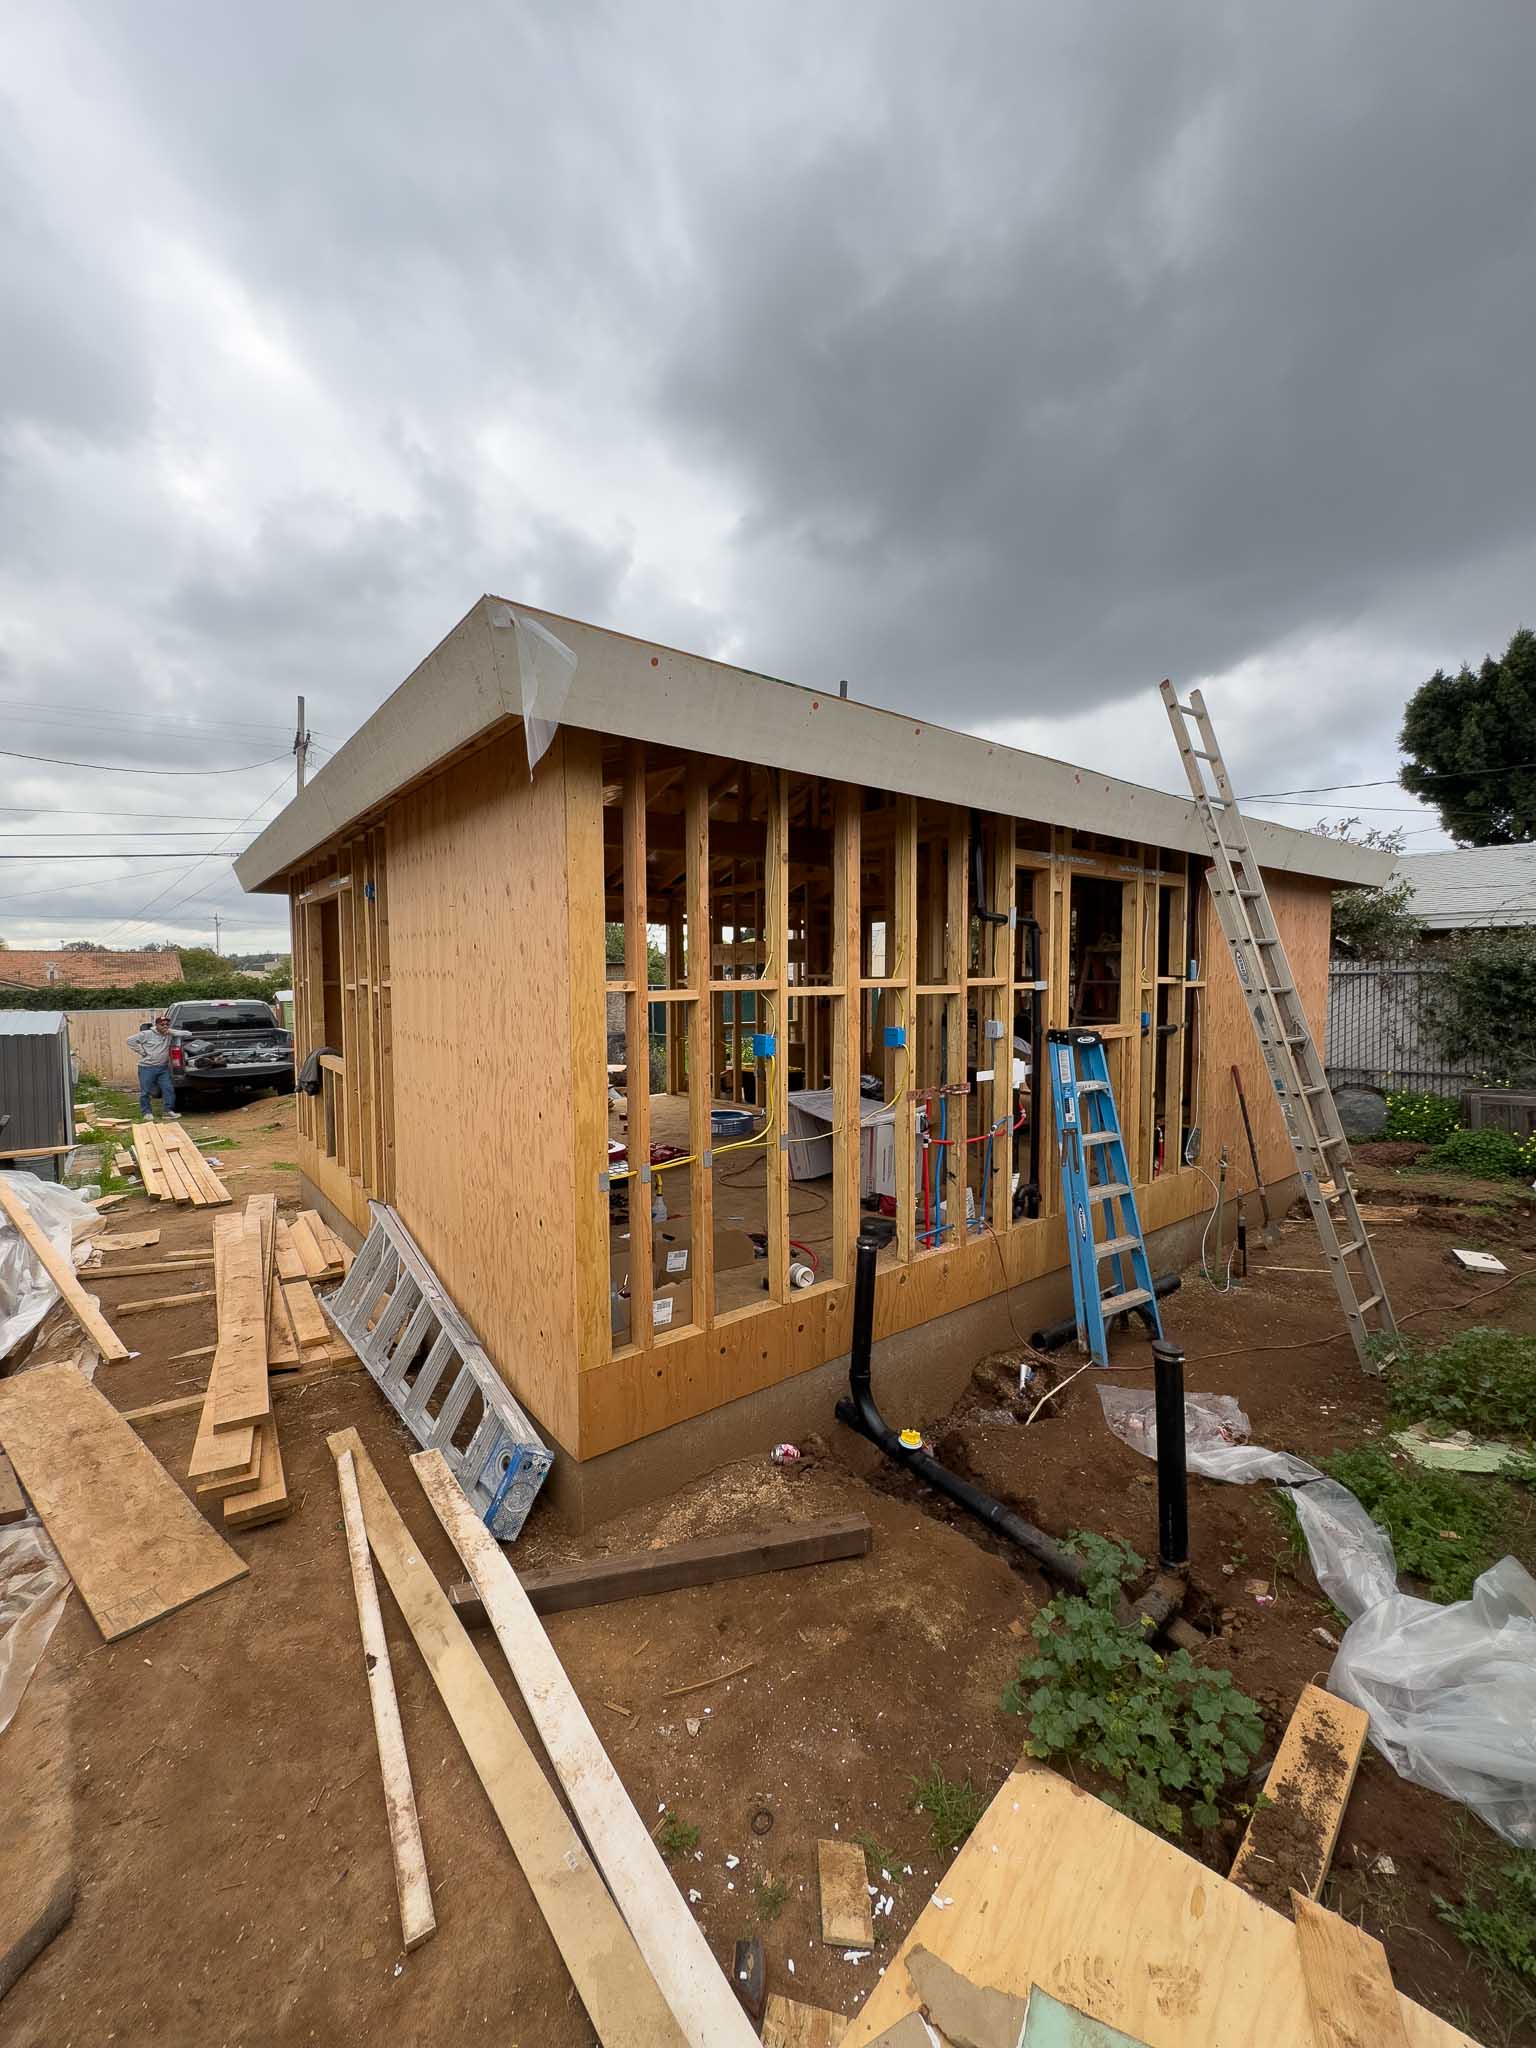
[{"left": 836, "top": 1233, "right": 1091, "bottom": 1591}]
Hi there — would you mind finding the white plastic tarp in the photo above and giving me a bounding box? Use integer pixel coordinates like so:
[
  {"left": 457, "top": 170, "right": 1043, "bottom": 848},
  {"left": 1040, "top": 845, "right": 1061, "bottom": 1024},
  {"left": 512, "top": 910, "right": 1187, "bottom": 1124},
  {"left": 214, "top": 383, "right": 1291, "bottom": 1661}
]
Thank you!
[
  {"left": 0, "top": 1171, "right": 99, "bottom": 1363},
  {"left": 1097, "top": 1384, "right": 1536, "bottom": 1845}
]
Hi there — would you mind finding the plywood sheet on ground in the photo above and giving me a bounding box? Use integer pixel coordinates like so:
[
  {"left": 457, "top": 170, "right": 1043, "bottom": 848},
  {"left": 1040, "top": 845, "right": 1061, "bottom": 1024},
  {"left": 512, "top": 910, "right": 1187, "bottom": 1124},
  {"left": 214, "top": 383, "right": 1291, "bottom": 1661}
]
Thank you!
[
  {"left": 839, "top": 1767, "right": 1475, "bottom": 2048},
  {"left": 0, "top": 1364, "right": 246, "bottom": 1640}
]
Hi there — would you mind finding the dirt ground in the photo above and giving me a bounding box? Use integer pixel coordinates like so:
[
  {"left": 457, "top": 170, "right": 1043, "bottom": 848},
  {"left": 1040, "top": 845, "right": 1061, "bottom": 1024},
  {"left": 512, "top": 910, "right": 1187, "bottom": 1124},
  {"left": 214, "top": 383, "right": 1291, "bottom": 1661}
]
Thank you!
[{"left": 4, "top": 1097, "right": 1534, "bottom": 2044}]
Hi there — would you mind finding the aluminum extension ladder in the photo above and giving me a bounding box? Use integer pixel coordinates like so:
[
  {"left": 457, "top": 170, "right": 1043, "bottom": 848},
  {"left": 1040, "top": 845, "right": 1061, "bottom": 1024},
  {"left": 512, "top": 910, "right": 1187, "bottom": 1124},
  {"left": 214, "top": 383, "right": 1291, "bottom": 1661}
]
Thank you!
[
  {"left": 1047, "top": 1028, "right": 1164, "bottom": 1365},
  {"left": 323, "top": 1201, "right": 552, "bottom": 1539},
  {"left": 1161, "top": 681, "right": 1398, "bottom": 1371}
]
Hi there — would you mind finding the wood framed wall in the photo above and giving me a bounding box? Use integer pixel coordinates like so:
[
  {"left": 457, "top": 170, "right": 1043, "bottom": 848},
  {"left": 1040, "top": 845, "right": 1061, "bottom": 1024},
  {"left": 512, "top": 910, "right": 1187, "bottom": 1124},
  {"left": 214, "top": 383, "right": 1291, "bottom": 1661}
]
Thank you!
[
  {"left": 289, "top": 826, "right": 393, "bottom": 1231},
  {"left": 580, "top": 737, "right": 1335, "bottom": 1459},
  {"left": 281, "top": 722, "right": 1333, "bottom": 1467}
]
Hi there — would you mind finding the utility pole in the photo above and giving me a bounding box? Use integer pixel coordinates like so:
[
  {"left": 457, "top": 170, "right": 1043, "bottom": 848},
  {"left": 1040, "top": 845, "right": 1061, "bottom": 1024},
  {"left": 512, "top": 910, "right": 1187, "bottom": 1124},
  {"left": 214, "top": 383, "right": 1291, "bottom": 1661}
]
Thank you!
[
  {"left": 213, "top": 913, "right": 222, "bottom": 955},
  {"left": 294, "top": 694, "right": 310, "bottom": 793}
]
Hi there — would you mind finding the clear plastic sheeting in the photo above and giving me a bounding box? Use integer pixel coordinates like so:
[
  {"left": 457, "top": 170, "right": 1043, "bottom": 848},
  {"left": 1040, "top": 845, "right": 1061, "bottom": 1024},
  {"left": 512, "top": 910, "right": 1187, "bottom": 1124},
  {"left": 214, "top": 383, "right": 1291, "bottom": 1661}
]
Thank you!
[
  {"left": 0, "top": 1171, "right": 99, "bottom": 1363},
  {"left": 0, "top": 1517, "right": 70, "bottom": 1738},
  {"left": 487, "top": 602, "right": 578, "bottom": 778},
  {"left": 1329, "top": 1559, "right": 1536, "bottom": 1847},
  {"left": 1097, "top": 1383, "right": 1536, "bottom": 1843}
]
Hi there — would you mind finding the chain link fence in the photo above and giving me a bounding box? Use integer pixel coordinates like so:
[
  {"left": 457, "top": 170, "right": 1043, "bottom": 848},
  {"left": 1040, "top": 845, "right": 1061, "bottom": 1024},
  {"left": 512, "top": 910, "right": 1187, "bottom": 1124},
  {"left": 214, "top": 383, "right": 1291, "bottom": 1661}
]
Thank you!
[{"left": 1327, "top": 956, "right": 1472, "bottom": 1095}]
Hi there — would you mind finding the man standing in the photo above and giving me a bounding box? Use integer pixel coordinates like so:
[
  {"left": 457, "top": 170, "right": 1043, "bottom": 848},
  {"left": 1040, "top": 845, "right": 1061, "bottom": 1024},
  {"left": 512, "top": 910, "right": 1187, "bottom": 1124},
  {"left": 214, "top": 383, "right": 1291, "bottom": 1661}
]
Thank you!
[{"left": 127, "top": 1013, "right": 181, "bottom": 1120}]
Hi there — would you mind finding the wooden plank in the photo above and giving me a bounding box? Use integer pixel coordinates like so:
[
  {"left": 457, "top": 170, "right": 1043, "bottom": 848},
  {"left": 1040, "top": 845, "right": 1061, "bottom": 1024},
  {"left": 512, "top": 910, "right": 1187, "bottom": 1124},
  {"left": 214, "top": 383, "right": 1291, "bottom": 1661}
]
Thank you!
[
  {"left": 194, "top": 1437, "right": 262, "bottom": 1500},
  {"left": 411, "top": 1447, "right": 756, "bottom": 2048},
  {"left": 89, "top": 1258, "right": 214, "bottom": 1278},
  {"left": 840, "top": 1766, "right": 1475, "bottom": 2048},
  {"left": 112, "top": 1290, "right": 215, "bottom": 1317},
  {"left": 208, "top": 1215, "right": 271, "bottom": 1430},
  {"left": 221, "top": 1418, "right": 288, "bottom": 1528},
  {"left": 817, "top": 1838, "right": 873, "bottom": 1948},
  {"left": 0, "top": 1174, "right": 129, "bottom": 1363},
  {"left": 0, "top": 1450, "right": 26, "bottom": 1526},
  {"left": 0, "top": 1363, "right": 246, "bottom": 1640},
  {"left": 449, "top": 1515, "right": 873, "bottom": 1623},
  {"left": 763, "top": 1996, "right": 848, "bottom": 2048},
  {"left": 283, "top": 1279, "right": 330, "bottom": 1349},
  {"left": 268, "top": 1274, "right": 301, "bottom": 1366},
  {"left": 327, "top": 1430, "right": 689, "bottom": 2048},
  {"left": 130, "top": 1124, "right": 168, "bottom": 1200},
  {"left": 273, "top": 1223, "right": 305, "bottom": 1282},
  {"left": 287, "top": 1213, "right": 329, "bottom": 1278},
  {"left": 1292, "top": 1893, "right": 1413, "bottom": 2048},
  {"left": 0, "top": 1144, "right": 75, "bottom": 1161},
  {"left": 188, "top": 1219, "right": 258, "bottom": 1481},
  {"left": 335, "top": 1449, "right": 434, "bottom": 1950},
  {"left": 1229, "top": 1683, "right": 1369, "bottom": 1904},
  {"left": 91, "top": 1230, "right": 162, "bottom": 1251}
]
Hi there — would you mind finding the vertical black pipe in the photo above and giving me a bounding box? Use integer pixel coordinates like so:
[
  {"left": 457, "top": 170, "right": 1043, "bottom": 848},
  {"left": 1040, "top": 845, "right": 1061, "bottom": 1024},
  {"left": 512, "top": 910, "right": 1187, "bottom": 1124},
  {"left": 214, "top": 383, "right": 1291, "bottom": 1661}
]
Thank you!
[
  {"left": 849, "top": 1232, "right": 879, "bottom": 1394},
  {"left": 1152, "top": 1339, "right": 1189, "bottom": 1570}
]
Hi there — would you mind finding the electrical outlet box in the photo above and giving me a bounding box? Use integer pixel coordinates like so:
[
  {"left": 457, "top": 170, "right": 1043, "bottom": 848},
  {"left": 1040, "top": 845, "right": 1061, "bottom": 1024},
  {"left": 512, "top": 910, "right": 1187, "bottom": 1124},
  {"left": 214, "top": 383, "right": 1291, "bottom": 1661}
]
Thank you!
[
  {"left": 751, "top": 1032, "right": 776, "bottom": 1059},
  {"left": 982, "top": 1018, "right": 1005, "bottom": 1041},
  {"left": 883, "top": 1024, "right": 907, "bottom": 1049}
]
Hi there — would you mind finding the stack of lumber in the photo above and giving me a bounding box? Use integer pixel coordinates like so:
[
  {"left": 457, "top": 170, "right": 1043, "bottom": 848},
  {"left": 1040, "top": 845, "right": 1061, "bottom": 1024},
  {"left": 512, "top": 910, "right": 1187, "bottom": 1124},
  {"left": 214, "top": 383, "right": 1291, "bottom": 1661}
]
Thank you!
[
  {"left": 270, "top": 1212, "right": 355, "bottom": 1369},
  {"left": 188, "top": 1195, "right": 290, "bottom": 1529},
  {"left": 131, "top": 1122, "right": 230, "bottom": 1207}
]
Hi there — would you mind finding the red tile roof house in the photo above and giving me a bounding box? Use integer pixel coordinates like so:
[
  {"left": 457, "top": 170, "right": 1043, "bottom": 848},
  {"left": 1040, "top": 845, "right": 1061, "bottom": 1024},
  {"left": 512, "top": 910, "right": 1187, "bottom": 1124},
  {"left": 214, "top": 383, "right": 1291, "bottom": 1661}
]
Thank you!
[{"left": 0, "top": 950, "right": 185, "bottom": 990}]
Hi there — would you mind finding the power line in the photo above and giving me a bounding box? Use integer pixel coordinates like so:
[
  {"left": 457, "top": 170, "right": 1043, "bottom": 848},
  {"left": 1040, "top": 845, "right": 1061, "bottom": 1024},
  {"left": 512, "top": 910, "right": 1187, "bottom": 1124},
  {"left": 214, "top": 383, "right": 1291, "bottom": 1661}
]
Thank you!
[
  {"left": 0, "top": 746, "right": 291, "bottom": 775},
  {"left": 0, "top": 807, "right": 269, "bottom": 821},
  {"left": 99, "top": 767, "right": 293, "bottom": 944},
  {"left": 1242, "top": 760, "right": 1536, "bottom": 800}
]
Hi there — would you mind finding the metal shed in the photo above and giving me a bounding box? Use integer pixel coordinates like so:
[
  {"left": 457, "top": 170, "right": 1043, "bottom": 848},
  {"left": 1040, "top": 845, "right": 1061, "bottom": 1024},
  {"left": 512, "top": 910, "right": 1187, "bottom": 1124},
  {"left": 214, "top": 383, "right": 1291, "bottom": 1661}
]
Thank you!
[{"left": 0, "top": 1012, "right": 75, "bottom": 1183}]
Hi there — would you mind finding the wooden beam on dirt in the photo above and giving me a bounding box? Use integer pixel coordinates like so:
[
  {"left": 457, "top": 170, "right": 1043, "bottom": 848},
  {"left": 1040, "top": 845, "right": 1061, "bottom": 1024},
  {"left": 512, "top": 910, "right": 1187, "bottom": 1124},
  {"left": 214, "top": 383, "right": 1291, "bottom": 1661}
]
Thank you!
[
  {"left": 221, "top": 1417, "right": 288, "bottom": 1528},
  {"left": 207, "top": 1214, "right": 270, "bottom": 1430},
  {"left": 326, "top": 1429, "right": 691, "bottom": 2048},
  {"left": 335, "top": 1448, "right": 434, "bottom": 1951},
  {"left": 0, "top": 1173, "right": 129, "bottom": 1363},
  {"left": 111, "top": 1289, "right": 216, "bottom": 1317},
  {"left": 762, "top": 1997, "right": 848, "bottom": 2048},
  {"left": 0, "top": 1144, "right": 75, "bottom": 1161},
  {"left": 816, "top": 1839, "right": 873, "bottom": 1949},
  {"left": 1292, "top": 1892, "right": 1412, "bottom": 2048},
  {"left": 89, "top": 1257, "right": 214, "bottom": 1279},
  {"left": 1229, "top": 1684, "right": 1369, "bottom": 1904},
  {"left": 412, "top": 1447, "right": 757, "bottom": 2048},
  {"left": 0, "top": 1363, "right": 246, "bottom": 1640},
  {"left": 447, "top": 1514, "right": 873, "bottom": 1625},
  {"left": 122, "top": 1363, "right": 358, "bottom": 1428}
]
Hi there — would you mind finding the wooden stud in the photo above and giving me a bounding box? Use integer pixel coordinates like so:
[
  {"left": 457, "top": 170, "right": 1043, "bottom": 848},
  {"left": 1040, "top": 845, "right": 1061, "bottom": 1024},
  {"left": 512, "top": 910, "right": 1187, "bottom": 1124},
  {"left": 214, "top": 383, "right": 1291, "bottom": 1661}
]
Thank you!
[
  {"left": 327, "top": 1430, "right": 689, "bottom": 2048},
  {"left": 412, "top": 1447, "right": 756, "bottom": 2047},
  {"left": 335, "top": 1448, "right": 434, "bottom": 1949},
  {"left": 685, "top": 762, "right": 714, "bottom": 1330},
  {"left": 622, "top": 740, "right": 654, "bottom": 1348},
  {"left": 566, "top": 730, "right": 614, "bottom": 1376},
  {"left": 0, "top": 1174, "right": 128, "bottom": 1362},
  {"left": 764, "top": 769, "right": 790, "bottom": 1304}
]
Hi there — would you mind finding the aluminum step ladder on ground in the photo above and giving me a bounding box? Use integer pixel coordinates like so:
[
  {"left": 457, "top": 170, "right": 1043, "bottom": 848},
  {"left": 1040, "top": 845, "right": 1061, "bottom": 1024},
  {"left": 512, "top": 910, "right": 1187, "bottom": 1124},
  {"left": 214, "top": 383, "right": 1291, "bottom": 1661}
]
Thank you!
[
  {"left": 323, "top": 1201, "right": 552, "bottom": 1539},
  {"left": 1047, "top": 1028, "right": 1164, "bottom": 1366},
  {"left": 1160, "top": 680, "right": 1398, "bottom": 1372}
]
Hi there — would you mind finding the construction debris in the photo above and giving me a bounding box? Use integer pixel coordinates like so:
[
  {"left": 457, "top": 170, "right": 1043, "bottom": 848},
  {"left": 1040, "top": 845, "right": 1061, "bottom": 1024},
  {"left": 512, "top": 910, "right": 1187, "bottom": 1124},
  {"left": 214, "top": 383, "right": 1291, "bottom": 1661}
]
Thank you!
[
  {"left": 817, "top": 1838, "right": 874, "bottom": 1949},
  {"left": 0, "top": 1173, "right": 127, "bottom": 1364}
]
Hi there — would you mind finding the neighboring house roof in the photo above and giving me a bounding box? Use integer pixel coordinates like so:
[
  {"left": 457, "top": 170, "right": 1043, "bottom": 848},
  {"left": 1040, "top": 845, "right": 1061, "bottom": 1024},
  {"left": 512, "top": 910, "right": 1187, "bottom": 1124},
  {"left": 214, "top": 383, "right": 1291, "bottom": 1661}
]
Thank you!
[
  {"left": 235, "top": 597, "right": 1395, "bottom": 894},
  {"left": 0, "top": 949, "right": 186, "bottom": 990},
  {"left": 1394, "top": 845, "right": 1536, "bottom": 931}
]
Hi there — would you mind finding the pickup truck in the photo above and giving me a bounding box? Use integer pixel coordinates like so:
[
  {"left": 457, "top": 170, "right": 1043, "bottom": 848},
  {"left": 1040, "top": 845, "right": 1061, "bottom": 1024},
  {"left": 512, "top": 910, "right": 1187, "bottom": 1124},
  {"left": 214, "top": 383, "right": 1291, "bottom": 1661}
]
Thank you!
[{"left": 162, "top": 999, "right": 295, "bottom": 1103}]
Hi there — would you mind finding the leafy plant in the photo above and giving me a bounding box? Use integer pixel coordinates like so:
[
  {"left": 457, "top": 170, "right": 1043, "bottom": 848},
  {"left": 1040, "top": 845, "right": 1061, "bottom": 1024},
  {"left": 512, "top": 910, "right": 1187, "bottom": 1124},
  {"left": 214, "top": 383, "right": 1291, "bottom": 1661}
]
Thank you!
[
  {"left": 1390, "top": 1328, "right": 1536, "bottom": 1444},
  {"left": 911, "top": 1768, "right": 985, "bottom": 1856},
  {"left": 1381, "top": 1090, "right": 1461, "bottom": 1146},
  {"left": 1425, "top": 1127, "right": 1527, "bottom": 1180},
  {"left": 1001, "top": 1533, "right": 1263, "bottom": 1837},
  {"left": 1418, "top": 929, "right": 1536, "bottom": 1088},
  {"left": 1322, "top": 1445, "right": 1515, "bottom": 1603},
  {"left": 855, "top": 1833, "right": 907, "bottom": 1887},
  {"left": 656, "top": 1812, "right": 700, "bottom": 1861},
  {"left": 1436, "top": 1827, "right": 1536, "bottom": 2029},
  {"left": 754, "top": 1875, "right": 788, "bottom": 1923}
]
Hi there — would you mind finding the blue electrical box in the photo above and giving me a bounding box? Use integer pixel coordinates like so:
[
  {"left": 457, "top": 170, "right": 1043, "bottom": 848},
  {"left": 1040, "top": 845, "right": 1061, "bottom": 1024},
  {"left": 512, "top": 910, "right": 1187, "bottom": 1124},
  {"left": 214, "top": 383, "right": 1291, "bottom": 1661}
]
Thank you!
[
  {"left": 883, "top": 1024, "right": 907, "bottom": 1049},
  {"left": 751, "top": 1032, "right": 776, "bottom": 1059}
]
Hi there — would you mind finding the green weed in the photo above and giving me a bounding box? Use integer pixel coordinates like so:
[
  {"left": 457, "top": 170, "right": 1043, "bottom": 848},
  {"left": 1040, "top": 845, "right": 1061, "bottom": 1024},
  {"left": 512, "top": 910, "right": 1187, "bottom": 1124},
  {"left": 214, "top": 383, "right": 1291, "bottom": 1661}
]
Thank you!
[
  {"left": 1320, "top": 1445, "right": 1516, "bottom": 1604},
  {"left": 656, "top": 1812, "right": 700, "bottom": 1861},
  {"left": 854, "top": 1833, "right": 907, "bottom": 1887},
  {"left": 1436, "top": 1827, "right": 1536, "bottom": 2031},
  {"left": 1002, "top": 1531, "right": 1263, "bottom": 1839},
  {"left": 754, "top": 1876, "right": 788, "bottom": 1923},
  {"left": 1425, "top": 1127, "right": 1528, "bottom": 1180},
  {"left": 1388, "top": 1328, "right": 1536, "bottom": 1445},
  {"left": 911, "top": 1768, "right": 985, "bottom": 1857},
  {"left": 1381, "top": 1090, "right": 1460, "bottom": 1146},
  {"left": 270, "top": 1160, "right": 301, "bottom": 1173}
]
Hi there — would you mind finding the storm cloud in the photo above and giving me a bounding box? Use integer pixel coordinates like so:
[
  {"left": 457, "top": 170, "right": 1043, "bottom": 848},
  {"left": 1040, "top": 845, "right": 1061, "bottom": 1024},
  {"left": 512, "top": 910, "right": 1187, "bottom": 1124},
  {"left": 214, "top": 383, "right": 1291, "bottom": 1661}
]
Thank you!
[{"left": 2, "top": 1, "right": 1534, "bottom": 944}]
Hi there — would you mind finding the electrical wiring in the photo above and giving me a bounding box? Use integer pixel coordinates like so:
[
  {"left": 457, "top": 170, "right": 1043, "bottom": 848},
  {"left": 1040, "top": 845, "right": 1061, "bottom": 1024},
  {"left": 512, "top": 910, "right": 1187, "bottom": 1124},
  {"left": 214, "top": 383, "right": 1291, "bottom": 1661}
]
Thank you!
[
  {"left": 0, "top": 746, "right": 291, "bottom": 775},
  {"left": 1191, "top": 1157, "right": 1237, "bottom": 1293},
  {"left": 97, "top": 767, "right": 294, "bottom": 944}
]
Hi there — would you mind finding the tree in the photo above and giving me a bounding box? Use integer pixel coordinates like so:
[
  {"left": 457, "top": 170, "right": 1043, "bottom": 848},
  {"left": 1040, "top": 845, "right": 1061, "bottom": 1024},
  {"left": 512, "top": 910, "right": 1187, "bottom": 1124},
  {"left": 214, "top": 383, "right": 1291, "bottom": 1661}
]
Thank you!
[
  {"left": 1419, "top": 930, "right": 1536, "bottom": 1086},
  {"left": 176, "top": 946, "right": 239, "bottom": 984},
  {"left": 61, "top": 939, "right": 104, "bottom": 952},
  {"left": 1314, "top": 817, "right": 1422, "bottom": 958},
  {"left": 1400, "top": 627, "right": 1536, "bottom": 844}
]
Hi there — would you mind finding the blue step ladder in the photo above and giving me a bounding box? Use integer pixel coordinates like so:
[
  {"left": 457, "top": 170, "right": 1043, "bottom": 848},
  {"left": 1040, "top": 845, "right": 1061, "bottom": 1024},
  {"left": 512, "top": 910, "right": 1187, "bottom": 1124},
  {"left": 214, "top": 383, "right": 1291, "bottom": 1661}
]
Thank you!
[{"left": 1047, "top": 1028, "right": 1163, "bottom": 1365}]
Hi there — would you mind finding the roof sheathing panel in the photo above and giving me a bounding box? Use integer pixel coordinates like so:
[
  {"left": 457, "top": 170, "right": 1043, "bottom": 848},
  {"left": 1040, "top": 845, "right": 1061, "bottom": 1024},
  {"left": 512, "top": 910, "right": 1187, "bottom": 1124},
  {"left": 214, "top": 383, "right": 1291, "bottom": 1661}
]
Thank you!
[{"left": 235, "top": 596, "right": 1392, "bottom": 892}]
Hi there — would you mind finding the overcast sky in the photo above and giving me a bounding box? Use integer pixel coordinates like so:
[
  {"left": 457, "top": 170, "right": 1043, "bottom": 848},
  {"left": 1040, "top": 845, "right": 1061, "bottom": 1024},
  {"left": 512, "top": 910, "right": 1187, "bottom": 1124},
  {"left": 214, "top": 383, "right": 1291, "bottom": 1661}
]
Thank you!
[{"left": 3, "top": 1, "right": 1534, "bottom": 955}]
